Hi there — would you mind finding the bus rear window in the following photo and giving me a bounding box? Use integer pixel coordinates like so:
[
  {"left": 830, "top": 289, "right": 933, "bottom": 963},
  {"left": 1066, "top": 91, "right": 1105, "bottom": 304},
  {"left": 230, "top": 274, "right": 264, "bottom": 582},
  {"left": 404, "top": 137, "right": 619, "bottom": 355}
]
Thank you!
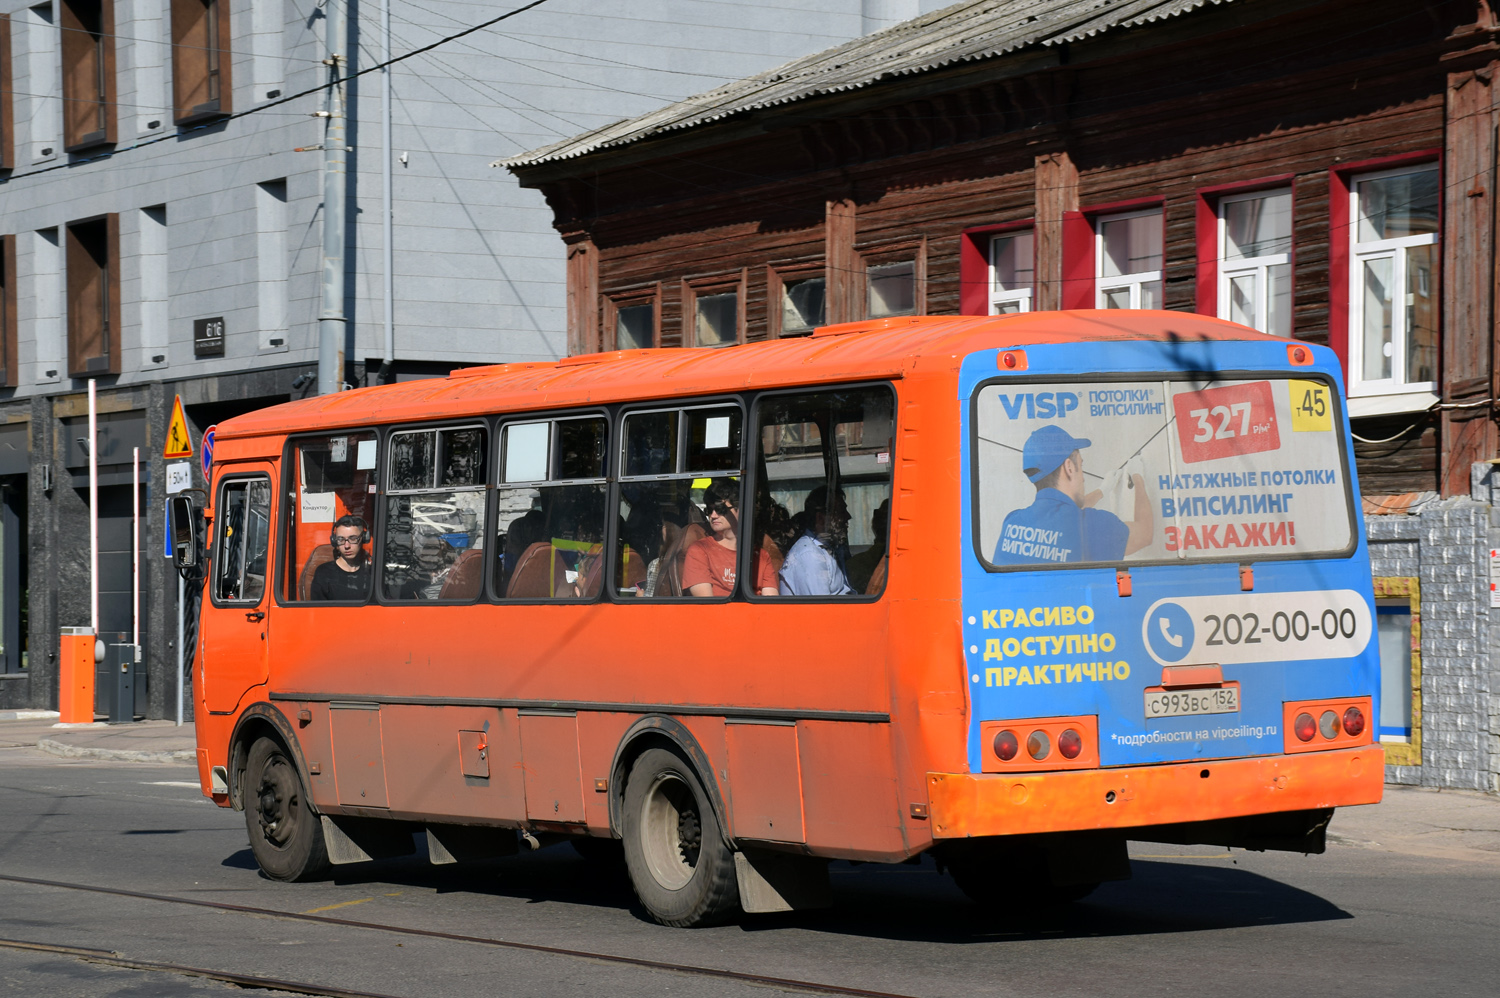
[{"left": 974, "top": 376, "right": 1353, "bottom": 570}]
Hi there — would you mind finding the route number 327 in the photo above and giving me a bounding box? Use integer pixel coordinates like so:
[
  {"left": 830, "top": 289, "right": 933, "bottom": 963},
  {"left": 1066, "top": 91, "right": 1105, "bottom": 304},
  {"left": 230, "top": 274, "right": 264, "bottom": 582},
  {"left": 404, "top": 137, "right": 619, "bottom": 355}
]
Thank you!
[{"left": 1189, "top": 402, "right": 1252, "bottom": 443}]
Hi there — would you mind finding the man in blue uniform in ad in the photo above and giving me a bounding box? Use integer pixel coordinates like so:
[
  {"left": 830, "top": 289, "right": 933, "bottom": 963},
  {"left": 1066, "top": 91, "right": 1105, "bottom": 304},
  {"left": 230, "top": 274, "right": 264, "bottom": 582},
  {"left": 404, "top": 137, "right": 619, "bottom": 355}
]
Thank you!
[{"left": 994, "top": 425, "right": 1154, "bottom": 565}]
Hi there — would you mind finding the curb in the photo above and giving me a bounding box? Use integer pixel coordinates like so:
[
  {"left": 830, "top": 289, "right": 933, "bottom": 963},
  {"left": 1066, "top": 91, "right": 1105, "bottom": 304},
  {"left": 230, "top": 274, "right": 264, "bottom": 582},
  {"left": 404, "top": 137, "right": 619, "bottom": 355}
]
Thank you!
[
  {"left": 0, "top": 710, "right": 61, "bottom": 721},
  {"left": 37, "top": 737, "right": 196, "bottom": 766}
]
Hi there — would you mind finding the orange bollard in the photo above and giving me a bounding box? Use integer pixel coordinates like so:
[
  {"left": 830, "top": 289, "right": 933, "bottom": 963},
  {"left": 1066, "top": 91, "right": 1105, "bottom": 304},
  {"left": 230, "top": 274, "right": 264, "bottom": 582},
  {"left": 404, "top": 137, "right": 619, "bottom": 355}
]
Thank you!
[{"left": 58, "top": 627, "right": 96, "bottom": 724}]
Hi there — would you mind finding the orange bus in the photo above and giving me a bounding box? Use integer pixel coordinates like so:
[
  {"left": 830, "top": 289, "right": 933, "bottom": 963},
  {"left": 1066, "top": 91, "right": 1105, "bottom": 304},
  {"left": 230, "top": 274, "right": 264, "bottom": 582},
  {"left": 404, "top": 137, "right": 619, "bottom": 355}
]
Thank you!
[{"left": 180, "top": 312, "right": 1384, "bottom": 926}]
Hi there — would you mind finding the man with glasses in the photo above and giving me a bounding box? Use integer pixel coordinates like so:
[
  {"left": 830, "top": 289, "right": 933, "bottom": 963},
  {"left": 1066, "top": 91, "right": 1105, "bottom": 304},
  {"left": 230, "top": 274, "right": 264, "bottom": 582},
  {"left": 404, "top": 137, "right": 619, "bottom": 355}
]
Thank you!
[{"left": 311, "top": 515, "right": 373, "bottom": 601}]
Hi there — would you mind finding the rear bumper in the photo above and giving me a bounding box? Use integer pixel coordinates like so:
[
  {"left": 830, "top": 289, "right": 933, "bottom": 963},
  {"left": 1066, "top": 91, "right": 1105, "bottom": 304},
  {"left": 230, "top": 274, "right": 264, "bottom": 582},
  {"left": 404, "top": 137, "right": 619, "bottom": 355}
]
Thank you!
[{"left": 927, "top": 745, "right": 1382, "bottom": 839}]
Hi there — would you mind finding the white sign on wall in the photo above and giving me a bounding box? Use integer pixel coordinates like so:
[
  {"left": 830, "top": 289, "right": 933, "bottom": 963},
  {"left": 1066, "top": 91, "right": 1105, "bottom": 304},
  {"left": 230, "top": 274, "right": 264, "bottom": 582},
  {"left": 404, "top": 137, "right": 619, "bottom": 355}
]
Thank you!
[{"left": 165, "top": 461, "right": 192, "bottom": 494}]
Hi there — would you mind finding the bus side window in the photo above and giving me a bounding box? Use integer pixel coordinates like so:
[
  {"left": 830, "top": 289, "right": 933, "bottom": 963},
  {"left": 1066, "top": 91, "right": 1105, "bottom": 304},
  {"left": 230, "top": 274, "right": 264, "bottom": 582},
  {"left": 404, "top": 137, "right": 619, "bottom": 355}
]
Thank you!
[
  {"left": 214, "top": 478, "right": 271, "bottom": 603},
  {"left": 284, "top": 431, "right": 379, "bottom": 603},
  {"left": 753, "top": 387, "right": 894, "bottom": 598},
  {"left": 617, "top": 405, "right": 748, "bottom": 600},
  {"left": 495, "top": 415, "right": 607, "bottom": 600},
  {"left": 382, "top": 426, "right": 488, "bottom": 602}
]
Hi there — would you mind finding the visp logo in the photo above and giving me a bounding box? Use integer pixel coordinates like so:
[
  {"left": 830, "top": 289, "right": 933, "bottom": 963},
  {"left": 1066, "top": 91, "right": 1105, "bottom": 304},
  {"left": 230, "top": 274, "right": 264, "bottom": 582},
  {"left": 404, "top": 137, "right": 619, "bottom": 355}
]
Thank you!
[{"left": 998, "top": 392, "right": 1080, "bottom": 420}]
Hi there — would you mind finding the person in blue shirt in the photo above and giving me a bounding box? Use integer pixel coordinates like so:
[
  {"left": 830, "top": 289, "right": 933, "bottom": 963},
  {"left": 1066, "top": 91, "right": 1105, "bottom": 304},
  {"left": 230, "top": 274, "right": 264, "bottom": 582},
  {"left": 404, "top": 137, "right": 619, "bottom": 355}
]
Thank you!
[
  {"left": 779, "top": 486, "right": 855, "bottom": 596},
  {"left": 994, "top": 425, "right": 1153, "bottom": 565}
]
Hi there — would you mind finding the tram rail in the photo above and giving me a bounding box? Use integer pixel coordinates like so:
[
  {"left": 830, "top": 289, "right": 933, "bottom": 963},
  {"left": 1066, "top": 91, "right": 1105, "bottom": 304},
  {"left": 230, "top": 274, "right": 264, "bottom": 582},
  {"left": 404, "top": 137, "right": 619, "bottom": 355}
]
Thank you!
[{"left": 0, "top": 872, "right": 919, "bottom": 998}]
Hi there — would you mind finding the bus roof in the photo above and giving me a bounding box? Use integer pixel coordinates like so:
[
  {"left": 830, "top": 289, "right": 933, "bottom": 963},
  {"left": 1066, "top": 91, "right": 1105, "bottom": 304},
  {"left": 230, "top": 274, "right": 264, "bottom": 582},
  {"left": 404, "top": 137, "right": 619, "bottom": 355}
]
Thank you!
[{"left": 218, "top": 311, "right": 1282, "bottom": 440}]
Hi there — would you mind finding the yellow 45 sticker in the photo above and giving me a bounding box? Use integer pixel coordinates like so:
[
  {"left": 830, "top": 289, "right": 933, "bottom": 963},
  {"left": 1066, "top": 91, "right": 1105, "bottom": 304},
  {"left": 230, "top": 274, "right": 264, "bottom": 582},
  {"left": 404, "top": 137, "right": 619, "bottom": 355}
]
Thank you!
[{"left": 1289, "top": 380, "right": 1332, "bottom": 432}]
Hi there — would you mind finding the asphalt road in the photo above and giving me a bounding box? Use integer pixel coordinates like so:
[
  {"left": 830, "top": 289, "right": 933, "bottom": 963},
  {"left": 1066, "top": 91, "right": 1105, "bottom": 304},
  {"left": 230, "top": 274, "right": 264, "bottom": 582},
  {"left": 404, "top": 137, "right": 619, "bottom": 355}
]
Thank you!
[{"left": 1, "top": 749, "right": 1497, "bottom": 998}]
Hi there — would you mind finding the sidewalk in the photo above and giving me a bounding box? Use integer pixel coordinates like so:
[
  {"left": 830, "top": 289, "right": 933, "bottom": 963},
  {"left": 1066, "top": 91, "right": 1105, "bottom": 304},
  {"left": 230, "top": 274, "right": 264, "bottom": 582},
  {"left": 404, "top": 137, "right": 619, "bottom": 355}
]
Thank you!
[{"left": 0, "top": 713, "right": 196, "bottom": 765}]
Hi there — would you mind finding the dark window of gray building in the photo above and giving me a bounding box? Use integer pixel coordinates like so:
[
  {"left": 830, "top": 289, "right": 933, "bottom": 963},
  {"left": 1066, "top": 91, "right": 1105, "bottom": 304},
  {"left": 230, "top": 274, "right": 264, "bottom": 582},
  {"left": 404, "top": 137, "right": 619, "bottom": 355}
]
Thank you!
[
  {"left": 0, "top": 14, "right": 14, "bottom": 171},
  {"left": 171, "top": 0, "right": 231, "bottom": 123},
  {"left": 60, "top": 0, "right": 116, "bottom": 151},
  {"left": 65, "top": 215, "right": 120, "bottom": 377},
  {"left": 0, "top": 233, "right": 15, "bottom": 387}
]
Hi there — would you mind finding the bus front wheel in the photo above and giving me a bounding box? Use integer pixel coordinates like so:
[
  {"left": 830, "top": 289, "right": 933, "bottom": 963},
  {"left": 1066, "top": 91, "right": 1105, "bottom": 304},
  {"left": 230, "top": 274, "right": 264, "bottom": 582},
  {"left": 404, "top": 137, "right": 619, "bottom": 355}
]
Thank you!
[
  {"left": 243, "top": 736, "right": 330, "bottom": 882},
  {"left": 621, "top": 747, "right": 739, "bottom": 927}
]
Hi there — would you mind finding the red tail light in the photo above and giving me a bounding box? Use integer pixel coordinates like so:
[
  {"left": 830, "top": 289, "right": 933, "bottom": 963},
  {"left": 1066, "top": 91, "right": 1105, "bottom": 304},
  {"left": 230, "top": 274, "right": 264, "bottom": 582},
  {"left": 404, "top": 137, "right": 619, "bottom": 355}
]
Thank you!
[
  {"left": 979, "top": 716, "right": 1097, "bottom": 772},
  {"left": 1058, "top": 728, "right": 1082, "bottom": 759},
  {"left": 1284, "top": 696, "right": 1373, "bottom": 753}
]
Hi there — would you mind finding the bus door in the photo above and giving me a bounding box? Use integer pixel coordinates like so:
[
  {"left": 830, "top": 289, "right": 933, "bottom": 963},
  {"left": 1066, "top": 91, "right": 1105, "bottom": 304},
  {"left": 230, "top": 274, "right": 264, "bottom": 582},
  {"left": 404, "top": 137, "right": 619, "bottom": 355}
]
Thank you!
[{"left": 203, "top": 465, "right": 275, "bottom": 713}]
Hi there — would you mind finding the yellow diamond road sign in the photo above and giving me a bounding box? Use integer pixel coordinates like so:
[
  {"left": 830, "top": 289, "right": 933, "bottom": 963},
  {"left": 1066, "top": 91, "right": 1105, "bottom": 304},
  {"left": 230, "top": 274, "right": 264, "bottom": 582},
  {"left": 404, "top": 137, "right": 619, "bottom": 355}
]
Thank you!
[{"left": 164, "top": 395, "right": 193, "bottom": 459}]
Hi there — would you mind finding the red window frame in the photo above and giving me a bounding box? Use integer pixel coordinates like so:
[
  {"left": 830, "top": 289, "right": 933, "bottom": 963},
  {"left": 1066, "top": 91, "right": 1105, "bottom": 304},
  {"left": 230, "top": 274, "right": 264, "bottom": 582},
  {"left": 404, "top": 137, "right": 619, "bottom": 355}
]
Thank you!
[
  {"left": 1192, "top": 174, "right": 1296, "bottom": 320},
  {"left": 959, "top": 220, "right": 1034, "bottom": 315},
  {"left": 1060, "top": 197, "right": 1163, "bottom": 311}
]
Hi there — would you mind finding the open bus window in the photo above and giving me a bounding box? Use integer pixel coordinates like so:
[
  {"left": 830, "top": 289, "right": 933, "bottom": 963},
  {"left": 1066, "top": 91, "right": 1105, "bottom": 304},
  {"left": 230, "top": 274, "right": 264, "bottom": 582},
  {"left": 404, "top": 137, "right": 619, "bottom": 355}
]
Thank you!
[
  {"left": 617, "top": 405, "right": 748, "bottom": 599},
  {"left": 383, "top": 425, "right": 488, "bottom": 602},
  {"left": 284, "top": 431, "right": 378, "bottom": 602},
  {"left": 214, "top": 477, "right": 271, "bottom": 604},
  {"left": 496, "top": 415, "right": 607, "bottom": 600},
  {"left": 974, "top": 376, "right": 1355, "bottom": 570},
  {"left": 753, "top": 387, "right": 894, "bottom": 598}
]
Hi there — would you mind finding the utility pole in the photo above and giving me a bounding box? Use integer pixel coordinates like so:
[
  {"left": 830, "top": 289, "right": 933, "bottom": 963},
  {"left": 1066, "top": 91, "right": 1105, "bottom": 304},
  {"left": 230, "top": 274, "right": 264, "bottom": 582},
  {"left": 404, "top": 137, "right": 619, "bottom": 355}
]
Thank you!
[{"left": 318, "top": 0, "right": 348, "bottom": 397}]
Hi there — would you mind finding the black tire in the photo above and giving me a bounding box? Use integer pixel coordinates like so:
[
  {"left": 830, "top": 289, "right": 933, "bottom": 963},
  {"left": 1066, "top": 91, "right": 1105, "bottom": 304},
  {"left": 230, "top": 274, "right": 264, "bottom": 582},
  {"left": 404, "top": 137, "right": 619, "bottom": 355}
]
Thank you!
[
  {"left": 243, "top": 736, "right": 329, "bottom": 882},
  {"left": 620, "top": 747, "right": 740, "bottom": 927}
]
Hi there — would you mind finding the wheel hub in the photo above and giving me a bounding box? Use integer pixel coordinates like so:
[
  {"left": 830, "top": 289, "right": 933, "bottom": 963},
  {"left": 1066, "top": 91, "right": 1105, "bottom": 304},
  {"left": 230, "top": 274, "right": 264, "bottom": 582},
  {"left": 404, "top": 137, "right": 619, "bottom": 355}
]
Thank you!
[{"left": 640, "top": 774, "right": 701, "bottom": 891}]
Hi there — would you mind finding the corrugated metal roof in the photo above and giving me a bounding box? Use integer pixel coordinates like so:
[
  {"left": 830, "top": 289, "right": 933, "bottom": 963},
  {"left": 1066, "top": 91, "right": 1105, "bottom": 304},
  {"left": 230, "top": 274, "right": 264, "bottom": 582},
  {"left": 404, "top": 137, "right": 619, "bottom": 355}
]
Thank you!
[{"left": 501, "top": 0, "right": 1234, "bottom": 170}]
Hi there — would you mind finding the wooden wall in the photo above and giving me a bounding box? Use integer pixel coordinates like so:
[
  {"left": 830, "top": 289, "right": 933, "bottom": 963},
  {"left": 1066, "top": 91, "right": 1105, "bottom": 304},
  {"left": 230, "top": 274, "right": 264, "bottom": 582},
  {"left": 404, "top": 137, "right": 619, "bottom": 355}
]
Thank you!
[{"left": 534, "top": 0, "right": 1483, "bottom": 496}]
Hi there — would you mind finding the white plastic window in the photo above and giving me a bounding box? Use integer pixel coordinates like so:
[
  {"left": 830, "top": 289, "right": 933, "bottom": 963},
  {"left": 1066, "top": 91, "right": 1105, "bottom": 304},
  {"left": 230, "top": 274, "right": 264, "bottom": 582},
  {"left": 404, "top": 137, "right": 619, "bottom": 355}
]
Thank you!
[
  {"left": 989, "top": 232, "right": 1034, "bottom": 314},
  {"left": 1348, "top": 165, "right": 1439, "bottom": 395},
  {"left": 1096, "top": 210, "right": 1163, "bottom": 310},
  {"left": 1218, "top": 189, "right": 1292, "bottom": 337}
]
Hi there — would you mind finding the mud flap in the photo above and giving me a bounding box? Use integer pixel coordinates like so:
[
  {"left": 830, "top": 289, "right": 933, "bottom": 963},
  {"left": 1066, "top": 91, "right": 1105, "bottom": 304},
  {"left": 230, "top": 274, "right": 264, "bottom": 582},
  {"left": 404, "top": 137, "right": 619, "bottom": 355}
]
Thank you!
[
  {"left": 425, "top": 824, "right": 519, "bottom": 864},
  {"left": 734, "top": 849, "right": 832, "bottom": 913},
  {"left": 320, "top": 815, "right": 415, "bottom": 865}
]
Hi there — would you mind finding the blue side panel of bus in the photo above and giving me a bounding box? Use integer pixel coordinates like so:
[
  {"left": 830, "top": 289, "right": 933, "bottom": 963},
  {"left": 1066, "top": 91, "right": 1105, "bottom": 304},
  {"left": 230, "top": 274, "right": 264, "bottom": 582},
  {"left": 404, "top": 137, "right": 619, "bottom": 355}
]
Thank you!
[{"left": 958, "top": 338, "right": 1379, "bottom": 771}]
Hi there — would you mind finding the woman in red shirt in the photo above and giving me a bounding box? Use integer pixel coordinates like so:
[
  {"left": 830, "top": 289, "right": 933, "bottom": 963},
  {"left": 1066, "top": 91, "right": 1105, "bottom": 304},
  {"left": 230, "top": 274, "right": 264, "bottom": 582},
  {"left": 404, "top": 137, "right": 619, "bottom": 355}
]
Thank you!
[{"left": 683, "top": 483, "right": 778, "bottom": 597}]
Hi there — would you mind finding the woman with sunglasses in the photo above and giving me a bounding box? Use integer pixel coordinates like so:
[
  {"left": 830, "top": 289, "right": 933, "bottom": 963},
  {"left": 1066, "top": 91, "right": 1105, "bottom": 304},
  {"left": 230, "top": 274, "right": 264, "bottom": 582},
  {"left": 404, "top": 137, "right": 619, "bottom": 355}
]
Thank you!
[{"left": 683, "top": 482, "right": 778, "bottom": 597}]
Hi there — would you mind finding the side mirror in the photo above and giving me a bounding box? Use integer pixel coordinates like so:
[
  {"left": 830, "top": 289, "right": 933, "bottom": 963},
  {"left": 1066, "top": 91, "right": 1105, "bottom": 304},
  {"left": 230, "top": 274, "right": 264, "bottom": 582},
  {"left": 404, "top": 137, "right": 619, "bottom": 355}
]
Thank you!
[{"left": 169, "top": 495, "right": 199, "bottom": 570}]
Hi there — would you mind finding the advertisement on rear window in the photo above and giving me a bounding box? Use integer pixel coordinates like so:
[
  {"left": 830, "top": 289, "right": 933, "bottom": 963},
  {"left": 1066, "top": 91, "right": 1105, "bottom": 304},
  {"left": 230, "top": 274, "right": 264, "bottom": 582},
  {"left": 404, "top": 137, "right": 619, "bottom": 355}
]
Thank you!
[{"left": 974, "top": 377, "right": 1353, "bottom": 569}]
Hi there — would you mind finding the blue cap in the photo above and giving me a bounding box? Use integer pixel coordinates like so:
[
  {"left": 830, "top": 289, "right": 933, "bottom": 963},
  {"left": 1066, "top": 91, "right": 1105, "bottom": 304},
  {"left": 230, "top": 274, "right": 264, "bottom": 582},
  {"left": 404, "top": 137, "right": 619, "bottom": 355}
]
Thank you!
[{"left": 1022, "top": 425, "right": 1091, "bottom": 482}]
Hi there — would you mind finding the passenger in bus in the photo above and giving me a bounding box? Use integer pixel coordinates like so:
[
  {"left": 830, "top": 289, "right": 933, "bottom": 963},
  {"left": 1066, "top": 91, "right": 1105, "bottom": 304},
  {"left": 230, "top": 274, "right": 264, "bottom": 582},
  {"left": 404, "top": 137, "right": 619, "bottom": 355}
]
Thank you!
[
  {"left": 994, "top": 426, "right": 1153, "bottom": 565},
  {"left": 846, "top": 497, "right": 890, "bottom": 593},
  {"left": 310, "top": 515, "right": 373, "bottom": 600},
  {"left": 779, "top": 486, "right": 854, "bottom": 596},
  {"left": 683, "top": 483, "right": 778, "bottom": 597},
  {"left": 755, "top": 491, "right": 795, "bottom": 577}
]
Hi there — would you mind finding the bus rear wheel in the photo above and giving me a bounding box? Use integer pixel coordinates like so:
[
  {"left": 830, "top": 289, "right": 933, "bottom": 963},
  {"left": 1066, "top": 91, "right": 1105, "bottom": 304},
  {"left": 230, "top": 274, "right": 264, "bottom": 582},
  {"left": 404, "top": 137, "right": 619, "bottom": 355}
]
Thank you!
[
  {"left": 243, "top": 736, "right": 329, "bottom": 882},
  {"left": 621, "top": 747, "right": 739, "bottom": 927}
]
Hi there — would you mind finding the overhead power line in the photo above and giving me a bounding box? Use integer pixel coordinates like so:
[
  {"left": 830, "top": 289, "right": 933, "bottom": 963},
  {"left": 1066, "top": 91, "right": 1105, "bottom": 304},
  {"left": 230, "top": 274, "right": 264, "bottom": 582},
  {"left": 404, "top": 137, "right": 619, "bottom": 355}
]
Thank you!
[{"left": 1, "top": 0, "right": 554, "bottom": 185}]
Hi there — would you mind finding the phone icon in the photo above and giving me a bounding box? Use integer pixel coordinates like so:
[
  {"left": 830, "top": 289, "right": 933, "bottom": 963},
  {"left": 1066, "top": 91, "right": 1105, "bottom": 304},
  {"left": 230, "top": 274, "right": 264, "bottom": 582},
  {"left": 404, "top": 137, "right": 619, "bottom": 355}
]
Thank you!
[{"left": 1146, "top": 602, "right": 1196, "bottom": 662}]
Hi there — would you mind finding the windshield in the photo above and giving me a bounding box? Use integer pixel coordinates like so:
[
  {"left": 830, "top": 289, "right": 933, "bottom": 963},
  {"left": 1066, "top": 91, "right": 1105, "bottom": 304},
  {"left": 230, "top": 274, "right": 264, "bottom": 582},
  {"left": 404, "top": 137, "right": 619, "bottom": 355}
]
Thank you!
[{"left": 974, "top": 375, "right": 1354, "bottom": 570}]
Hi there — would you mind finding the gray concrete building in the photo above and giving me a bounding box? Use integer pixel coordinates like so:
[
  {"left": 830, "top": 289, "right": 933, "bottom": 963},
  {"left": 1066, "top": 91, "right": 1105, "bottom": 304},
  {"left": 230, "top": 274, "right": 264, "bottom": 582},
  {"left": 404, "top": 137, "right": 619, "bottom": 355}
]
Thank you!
[{"left": 0, "top": 0, "right": 935, "bottom": 716}]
